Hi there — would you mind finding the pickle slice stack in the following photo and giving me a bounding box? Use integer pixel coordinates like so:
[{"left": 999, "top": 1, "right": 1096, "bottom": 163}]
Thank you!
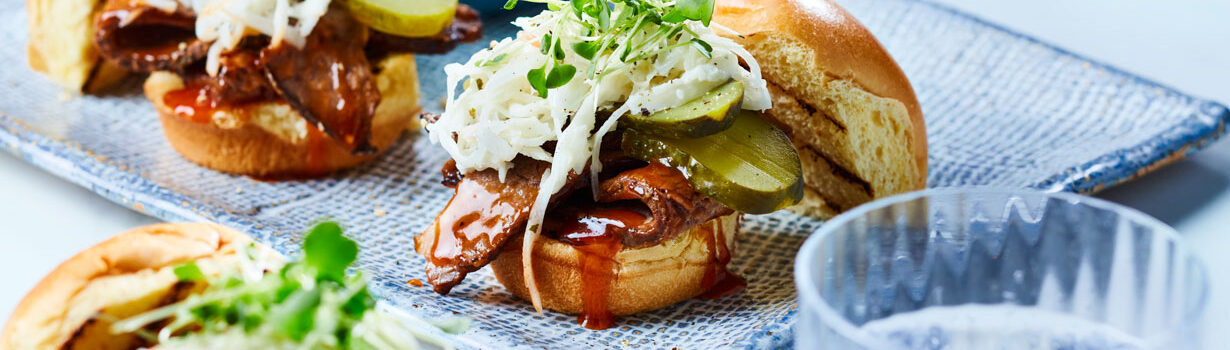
[{"left": 622, "top": 110, "right": 803, "bottom": 214}]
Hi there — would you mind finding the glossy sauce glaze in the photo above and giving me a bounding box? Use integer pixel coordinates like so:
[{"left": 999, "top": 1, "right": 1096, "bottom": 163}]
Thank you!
[
  {"left": 427, "top": 180, "right": 519, "bottom": 266},
  {"left": 425, "top": 160, "right": 548, "bottom": 276},
  {"left": 550, "top": 207, "right": 648, "bottom": 330},
  {"left": 304, "top": 126, "right": 329, "bottom": 175},
  {"left": 418, "top": 159, "right": 563, "bottom": 294},
  {"left": 162, "top": 81, "right": 218, "bottom": 124},
  {"left": 162, "top": 80, "right": 268, "bottom": 125}
]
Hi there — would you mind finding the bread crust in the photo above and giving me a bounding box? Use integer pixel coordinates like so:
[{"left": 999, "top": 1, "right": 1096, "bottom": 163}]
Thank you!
[
  {"left": 490, "top": 214, "right": 740, "bottom": 316},
  {"left": 146, "top": 54, "right": 421, "bottom": 177},
  {"left": 714, "top": 0, "right": 928, "bottom": 217},
  {"left": 0, "top": 223, "right": 277, "bottom": 350},
  {"left": 26, "top": 0, "right": 111, "bottom": 91}
]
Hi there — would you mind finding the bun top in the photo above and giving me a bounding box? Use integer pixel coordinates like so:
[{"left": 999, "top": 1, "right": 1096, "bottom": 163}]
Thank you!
[
  {"left": 714, "top": 0, "right": 927, "bottom": 185},
  {"left": 0, "top": 223, "right": 276, "bottom": 350}
]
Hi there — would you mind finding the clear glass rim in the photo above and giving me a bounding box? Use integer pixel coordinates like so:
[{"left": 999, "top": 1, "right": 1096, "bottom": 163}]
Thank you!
[{"left": 793, "top": 187, "right": 1211, "bottom": 348}]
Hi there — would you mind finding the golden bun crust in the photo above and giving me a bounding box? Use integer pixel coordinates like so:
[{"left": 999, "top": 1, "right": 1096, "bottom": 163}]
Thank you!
[
  {"left": 0, "top": 223, "right": 277, "bottom": 350},
  {"left": 25, "top": 0, "right": 109, "bottom": 91},
  {"left": 145, "top": 54, "right": 421, "bottom": 177},
  {"left": 714, "top": 0, "right": 927, "bottom": 218},
  {"left": 490, "top": 214, "right": 739, "bottom": 316}
]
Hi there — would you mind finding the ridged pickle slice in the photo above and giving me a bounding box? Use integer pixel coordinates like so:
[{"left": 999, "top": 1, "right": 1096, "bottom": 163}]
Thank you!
[
  {"left": 619, "top": 80, "right": 743, "bottom": 138},
  {"left": 343, "top": 0, "right": 457, "bottom": 37},
  {"left": 621, "top": 110, "right": 803, "bottom": 214}
]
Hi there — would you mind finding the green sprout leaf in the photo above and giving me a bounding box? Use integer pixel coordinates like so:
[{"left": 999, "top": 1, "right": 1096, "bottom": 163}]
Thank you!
[
  {"left": 541, "top": 33, "right": 553, "bottom": 55},
  {"left": 341, "top": 286, "right": 375, "bottom": 318},
  {"left": 572, "top": 41, "right": 599, "bottom": 60},
  {"left": 273, "top": 288, "right": 323, "bottom": 341},
  {"left": 597, "top": 3, "right": 611, "bottom": 30},
  {"left": 527, "top": 64, "right": 548, "bottom": 97},
  {"left": 303, "top": 221, "right": 358, "bottom": 283},
  {"left": 664, "top": 0, "right": 715, "bottom": 26},
  {"left": 545, "top": 64, "right": 577, "bottom": 89},
  {"left": 571, "top": 0, "right": 587, "bottom": 16},
  {"left": 554, "top": 39, "right": 566, "bottom": 60},
  {"left": 502, "top": 0, "right": 517, "bottom": 10},
  {"left": 173, "top": 262, "right": 205, "bottom": 282},
  {"left": 691, "top": 39, "right": 713, "bottom": 59},
  {"left": 643, "top": 9, "right": 663, "bottom": 24}
]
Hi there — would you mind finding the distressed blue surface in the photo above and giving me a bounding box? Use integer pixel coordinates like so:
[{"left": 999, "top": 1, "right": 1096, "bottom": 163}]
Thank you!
[{"left": 0, "top": 0, "right": 1226, "bottom": 349}]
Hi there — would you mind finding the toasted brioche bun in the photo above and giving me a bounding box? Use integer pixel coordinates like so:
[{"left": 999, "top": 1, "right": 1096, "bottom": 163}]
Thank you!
[
  {"left": 25, "top": 0, "right": 125, "bottom": 91},
  {"left": 489, "top": 214, "right": 739, "bottom": 316},
  {"left": 144, "top": 54, "right": 421, "bottom": 177},
  {"left": 0, "top": 223, "right": 280, "bottom": 350},
  {"left": 714, "top": 0, "right": 928, "bottom": 218}
]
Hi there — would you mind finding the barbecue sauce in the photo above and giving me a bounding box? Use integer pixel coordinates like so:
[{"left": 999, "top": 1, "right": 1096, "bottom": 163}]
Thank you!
[
  {"left": 576, "top": 236, "right": 621, "bottom": 330},
  {"left": 554, "top": 207, "right": 648, "bottom": 330},
  {"left": 427, "top": 179, "right": 522, "bottom": 268},
  {"left": 697, "top": 217, "right": 746, "bottom": 299},
  {"left": 162, "top": 81, "right": 267, "bottom": 125},
  {"left": 304, "top": 126, "right": 329, "bottom": 175},
  {"left": 163, "top": 82, "right": 216, "bottom": 124}
]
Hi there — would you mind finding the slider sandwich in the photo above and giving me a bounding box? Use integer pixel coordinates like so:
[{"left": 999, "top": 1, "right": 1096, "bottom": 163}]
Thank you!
[
  {"left": 28, "top": 0, "right": 482, "bottom": 176},
  {"left": 415, "top": 0, "right": 926, "bottom": 329},
  {"left": 2, "top": 222, "right": 466, "bottom": 349}
]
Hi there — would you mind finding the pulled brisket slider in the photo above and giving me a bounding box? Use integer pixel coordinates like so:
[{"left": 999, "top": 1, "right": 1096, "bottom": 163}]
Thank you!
[
  {"left": 415, "top": 0, "right": 925, "bottom": 329},
  {"left": 27, "top": 0, "right": 482, "bottom": 176}
]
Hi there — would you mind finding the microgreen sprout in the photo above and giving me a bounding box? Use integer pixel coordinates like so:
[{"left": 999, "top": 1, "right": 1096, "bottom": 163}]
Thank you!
[{"left": 508, "top": 0, "right": 718, "bottom": 97}]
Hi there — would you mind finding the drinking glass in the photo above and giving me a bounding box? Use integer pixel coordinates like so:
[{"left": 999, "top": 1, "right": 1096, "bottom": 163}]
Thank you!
[{"left": 794, "top": 188, "right": 1208, "bottom": 350}]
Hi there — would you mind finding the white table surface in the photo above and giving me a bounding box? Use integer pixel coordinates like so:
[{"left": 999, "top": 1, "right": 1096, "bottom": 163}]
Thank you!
[{"left": 1, "top": 0, "right": 1227, "bottom": 347}]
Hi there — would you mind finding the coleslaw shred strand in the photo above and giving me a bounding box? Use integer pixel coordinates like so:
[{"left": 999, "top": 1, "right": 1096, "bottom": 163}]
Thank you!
[{"left": 430, "top": 2, "right": 772, "bottom": 311}]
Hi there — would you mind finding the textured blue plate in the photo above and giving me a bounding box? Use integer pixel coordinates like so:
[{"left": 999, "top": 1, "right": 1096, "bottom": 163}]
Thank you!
[{"left": 0, "top": 0, "right": 1227, "bottom": 349}]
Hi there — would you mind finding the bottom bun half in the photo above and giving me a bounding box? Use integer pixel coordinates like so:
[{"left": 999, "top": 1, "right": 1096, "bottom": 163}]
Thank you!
[
  {"left": 491, "top": 213, "right": 740, "bottom": 316},
  {"left": 145, "top": 54, "right": 421, "bottom": 177}
]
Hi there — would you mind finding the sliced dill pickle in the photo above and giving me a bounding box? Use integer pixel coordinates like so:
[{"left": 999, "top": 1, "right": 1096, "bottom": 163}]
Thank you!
[
  {"left": 622, "top": 110, "right": 803, "bottom": 214},
  {"left": 344, "top": 0, "right": 457, "bottom": 37},
  {"left": 620, "top": 80, "right": 743, "bottom": 138}
]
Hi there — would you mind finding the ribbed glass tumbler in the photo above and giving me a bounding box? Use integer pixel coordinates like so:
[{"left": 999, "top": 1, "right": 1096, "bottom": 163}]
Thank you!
[{"left": 794, "top": 189, "right": 1208, "bottom": 350}]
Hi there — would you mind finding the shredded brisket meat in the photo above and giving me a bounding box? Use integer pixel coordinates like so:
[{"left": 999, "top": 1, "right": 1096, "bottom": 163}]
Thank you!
[
  {"left": 415, "top": 158, "right": 586, "bottom": 294},
  {"left": 593, "top": 163, "right": 733, "bottom": 247},
  {"left": 419, "top": 158, "right": 731, "bottom": 293},
  {"left": 94, "top": 0, "right": 207, "bottom": 72},
  {"left": 172, "top": 38, "right": 279, "bottom": 107},
  {"left": 261, "top": 7, "right": 379, "bottom": 153}
]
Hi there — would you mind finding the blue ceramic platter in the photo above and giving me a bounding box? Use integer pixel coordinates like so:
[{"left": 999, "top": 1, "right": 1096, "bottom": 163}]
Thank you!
[{"left": 0, "top": 0, "right": 1226, "bottom": 349}]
